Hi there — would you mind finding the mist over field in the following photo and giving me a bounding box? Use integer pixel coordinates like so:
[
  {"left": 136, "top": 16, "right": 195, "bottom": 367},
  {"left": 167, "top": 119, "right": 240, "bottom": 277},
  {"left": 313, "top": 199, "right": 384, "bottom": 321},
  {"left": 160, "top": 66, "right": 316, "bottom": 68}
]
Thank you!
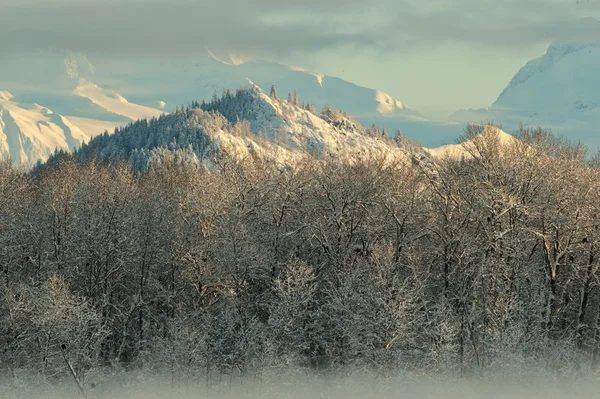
[{"left": 3, "top": 372, "right": 600, "bottom": 399}]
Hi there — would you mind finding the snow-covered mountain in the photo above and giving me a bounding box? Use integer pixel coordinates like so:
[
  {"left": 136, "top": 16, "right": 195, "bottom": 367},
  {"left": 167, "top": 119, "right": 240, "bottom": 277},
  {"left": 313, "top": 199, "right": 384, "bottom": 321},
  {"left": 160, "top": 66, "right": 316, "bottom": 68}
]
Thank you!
[
  {"left": 0, "top": 49, "right": 457, "bottom": 166},
  {"left": 0, "top": 91, "right": 92, "bottom": 164},
  {"left": 87, "top": 50, "right": 427, "bottom": 124},
  {"left": 426, "top": 126, "right": 517, "bottom": 161},
  {"left": 49, "top": 83, "right": 417, "bottom": 170},
  {"left": 17, "top": 34, "right": 600, "bottom": 166},
  {"left": 0, "top": 78, "right": 169, "bottom": 165},
  {"left": 451, "top": 20, "right": 600, "bottom": 149}
]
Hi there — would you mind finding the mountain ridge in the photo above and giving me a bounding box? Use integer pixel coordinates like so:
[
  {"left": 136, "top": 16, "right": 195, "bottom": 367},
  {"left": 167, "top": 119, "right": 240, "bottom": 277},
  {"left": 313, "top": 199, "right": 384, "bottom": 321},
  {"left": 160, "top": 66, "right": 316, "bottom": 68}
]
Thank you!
[
  {"left": 46, "top": 83, "right": 419, "bottom": 171},
  {"left": 0, "top": 50, "right": 447, "bottom": 164}
]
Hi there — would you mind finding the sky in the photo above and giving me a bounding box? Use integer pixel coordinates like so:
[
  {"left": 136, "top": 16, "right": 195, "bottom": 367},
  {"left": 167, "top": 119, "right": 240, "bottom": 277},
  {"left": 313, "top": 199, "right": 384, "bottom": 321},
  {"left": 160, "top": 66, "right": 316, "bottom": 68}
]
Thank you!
[{"left": 2, "top": 0, "right": 600, "bottom": 119}]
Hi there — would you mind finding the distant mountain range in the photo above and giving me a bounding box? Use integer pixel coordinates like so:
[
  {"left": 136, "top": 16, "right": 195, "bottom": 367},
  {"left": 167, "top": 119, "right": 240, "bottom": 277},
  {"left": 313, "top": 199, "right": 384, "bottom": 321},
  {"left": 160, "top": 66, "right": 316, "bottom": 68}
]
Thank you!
[
  {"left": 451, "top": 19, "right": 600, "bottom": 149},
  {"left": 3, "top": 25, "right": 600, "bottom": 165},
  {"left": 1, "top": 50, "right": 457, "bottom": 165}
]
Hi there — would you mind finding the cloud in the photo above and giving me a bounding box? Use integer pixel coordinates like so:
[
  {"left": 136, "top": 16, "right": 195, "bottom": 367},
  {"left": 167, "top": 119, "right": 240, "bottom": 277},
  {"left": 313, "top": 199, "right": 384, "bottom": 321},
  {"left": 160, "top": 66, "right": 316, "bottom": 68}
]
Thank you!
[
  {"left": 383, "top": 0, "right": 600, "bottom": 53},
  {"left": 1, "top": 0, "right": 599, "bottom": 58}
]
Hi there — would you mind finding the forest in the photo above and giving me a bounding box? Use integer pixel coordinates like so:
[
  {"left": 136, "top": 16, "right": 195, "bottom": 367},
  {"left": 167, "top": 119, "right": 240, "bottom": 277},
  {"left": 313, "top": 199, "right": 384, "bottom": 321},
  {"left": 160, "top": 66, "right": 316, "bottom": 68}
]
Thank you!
[{"left": 2, "top": 124, "right": 600, "bottom": 395}]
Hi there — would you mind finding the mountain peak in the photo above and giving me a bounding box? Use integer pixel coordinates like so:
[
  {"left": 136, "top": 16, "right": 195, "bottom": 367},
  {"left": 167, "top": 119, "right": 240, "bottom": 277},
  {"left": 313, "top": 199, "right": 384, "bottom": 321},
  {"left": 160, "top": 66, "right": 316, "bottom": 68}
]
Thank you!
[
  {"left": 57, "top": 86, "right": 417, "bottom": 171},
  {"left": 375, "top": 90, "right": 412, "bottom": 114},
  {"left": 450, "top": 19, "right": 600, "bottom": 150},
  {"left": 497, "top": 45, "right": 595, "bottom": 102},
  {"left": 497, "top": 18, "right": 600, "bottom": 101},
  {"left": 427, "top": 125, "right": 516, "bottom": 161}
]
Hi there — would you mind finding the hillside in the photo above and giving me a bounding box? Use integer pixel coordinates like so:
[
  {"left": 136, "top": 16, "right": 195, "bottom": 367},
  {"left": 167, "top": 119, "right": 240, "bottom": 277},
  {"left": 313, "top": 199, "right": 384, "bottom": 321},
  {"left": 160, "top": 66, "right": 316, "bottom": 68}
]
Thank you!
[{"left": 49, "top": 83, "right": 417, "bottom": 170}]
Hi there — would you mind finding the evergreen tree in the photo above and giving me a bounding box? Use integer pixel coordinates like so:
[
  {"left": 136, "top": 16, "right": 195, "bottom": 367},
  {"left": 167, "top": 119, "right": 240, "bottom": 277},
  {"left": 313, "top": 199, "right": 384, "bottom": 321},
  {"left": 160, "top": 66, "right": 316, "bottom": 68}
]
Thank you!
[
  {"left": 305, "top": 103, "right": 317, "bottom": 115},
  {"left": 270, "top": 84, "right": 278, "bottom": 99}
]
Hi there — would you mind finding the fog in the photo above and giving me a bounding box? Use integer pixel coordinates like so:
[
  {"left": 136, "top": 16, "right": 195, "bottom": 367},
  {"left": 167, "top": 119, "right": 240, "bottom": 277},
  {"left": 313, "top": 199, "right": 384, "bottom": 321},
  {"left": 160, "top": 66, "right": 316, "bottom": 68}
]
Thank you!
[{"left": 3, "top": 372, "right": 600, "bottom": 399}]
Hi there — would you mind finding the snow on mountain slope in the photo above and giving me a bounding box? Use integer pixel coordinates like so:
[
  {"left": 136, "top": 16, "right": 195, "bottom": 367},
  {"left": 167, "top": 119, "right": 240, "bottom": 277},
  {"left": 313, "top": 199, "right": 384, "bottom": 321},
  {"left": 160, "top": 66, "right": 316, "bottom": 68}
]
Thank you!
[
  {"left": 206, "top": 82, "right": 414, "bottom": 165},
  {"left": 426, "top": 126, "right": 517, "bottom": 161},
  {"left": 0, "top": 81, "right": 161, "bottom": 164},
  {"left": 493, "top": 42, "right": 600, "bottom": 120},
  {"left": 374, "top": 90, "right": 417, "bottom": 115},
  {"left": 450, "top": 25, "right": 600, "bottom": 148},
  {"left": 0, "top": 92, "right": 92, "bottom": 164},
  {"left": 63, "top": 84, "right": 417, "bottom": 171},
  {"left": 239, "top": 63, "right": 426, "bottom": 122},
  {"left": 53, "top": 51, "right": 428, "bottom": 126},
  {"left": 189, "top": 57, "right": 456, "bottom": 146},
  {"left": 0, "top": 91, "right": 13, "bottom": 101},
  {"left": 0, "top": 49, "right": 462, "bottom": 152},
  {"left": 74, "top": 79, "right": 165, "bottom": 121}
]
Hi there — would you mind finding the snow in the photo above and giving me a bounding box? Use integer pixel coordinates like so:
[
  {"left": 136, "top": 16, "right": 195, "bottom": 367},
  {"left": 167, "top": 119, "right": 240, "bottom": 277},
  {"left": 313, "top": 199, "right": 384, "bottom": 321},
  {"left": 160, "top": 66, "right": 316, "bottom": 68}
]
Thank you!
[
  {"left": 375, "top": 90, "right": 412, "bottom": 113},
  {"left": 0, "top": 77, "right": 166, "bottom": 164},
  {"left": 207, "top": 82, "right": 413, "bottom": 167},
  {"left": 286, "top": 66, "right": 324, "bottom": 87},
  {"left": 0, "top": 95, "right": 92, "bottom": 164},
  {"left": 287, "top": 65, "right": 305, "bottom": 72},
  {"left": 71, "top": 81, "right": 419, "bottom": 171},
  {"left": 493, "top": 42, "right": 600, "bottom": 116},
  {"left": 0, "top": 49, "right": 458, "bottom": 153},
  {"left": 450, "top": 34, "right": 600, "bottom": 149},
  {"left": 426, "top": 141, "right": 468, "bottom": 160},
  {"left": 74, "top": 51, "right": 426, "bottom": 128},
  {"left": 206, "top": 49, "right": 248, "bottom": 66},
  {"left": 8, "top": 38, "right": 600, "bottom": 155},
  {"left": 426, "top": 126, "right": 517, "bottom": 160},
  {"left": 74, "top": 79, "right": 165, "bottom": 121},
  {"left": 206, "top": 49, "right": 232, "bottom": 65}
]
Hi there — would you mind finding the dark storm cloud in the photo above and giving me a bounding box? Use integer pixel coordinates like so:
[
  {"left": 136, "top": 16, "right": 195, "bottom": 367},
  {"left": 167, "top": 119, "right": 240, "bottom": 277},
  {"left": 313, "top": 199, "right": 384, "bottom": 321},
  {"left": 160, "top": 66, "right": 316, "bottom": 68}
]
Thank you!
[{"left": 1, "top": 0, "right": 599, "bottom": 57}]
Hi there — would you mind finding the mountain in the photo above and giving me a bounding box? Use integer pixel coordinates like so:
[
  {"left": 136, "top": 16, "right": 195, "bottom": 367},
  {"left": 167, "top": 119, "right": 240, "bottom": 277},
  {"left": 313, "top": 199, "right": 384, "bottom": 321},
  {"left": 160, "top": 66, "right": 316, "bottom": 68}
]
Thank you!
[
  {"left": 47, "top": 83, "right": 418, "bottom": 170},
  {"left": 205, "top": 58, "right": 427, "bottom": 123},
  {"left": 103, "top": 52, "right": 460, "bottom": 146},
  {"left": 426, "top": 126, "right": 517, "bottom": 161},
  {"left": 0, "top": 49, "right": 460, "bottom": 166},
  {"left": 0, "top": 80, "right": 168, "bottom": 165},
  {"left": 89, "top": 50, "right": 427, "bottom": 123},
  {"left": 0, "top": 91, "right": 92, "bottom": 164},
  {"left": 451, "top": 20, "right": 600, "bottom": 149}
]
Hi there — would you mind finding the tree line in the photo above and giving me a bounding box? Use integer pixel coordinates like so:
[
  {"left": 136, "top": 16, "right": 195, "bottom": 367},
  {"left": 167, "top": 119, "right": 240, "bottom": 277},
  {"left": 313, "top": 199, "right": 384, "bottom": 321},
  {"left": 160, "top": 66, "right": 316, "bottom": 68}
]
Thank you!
[{"left": 2, "top": 124, "right": 600, "bottom": 389}]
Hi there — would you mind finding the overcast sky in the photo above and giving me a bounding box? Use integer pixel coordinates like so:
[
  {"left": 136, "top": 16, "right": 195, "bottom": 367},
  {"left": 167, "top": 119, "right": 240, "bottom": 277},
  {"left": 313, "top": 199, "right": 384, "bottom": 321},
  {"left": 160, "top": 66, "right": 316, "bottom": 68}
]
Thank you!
[{"left": 2, "top": 0, "right": 600, "bottom": 118}]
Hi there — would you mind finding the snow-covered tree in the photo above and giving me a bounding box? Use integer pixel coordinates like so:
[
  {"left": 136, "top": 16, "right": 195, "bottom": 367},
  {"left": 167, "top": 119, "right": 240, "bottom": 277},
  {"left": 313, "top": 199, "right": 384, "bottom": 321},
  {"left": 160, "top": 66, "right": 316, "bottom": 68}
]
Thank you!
[{"left": 270, "top": 84, "right": 278, "bottom": 99}]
